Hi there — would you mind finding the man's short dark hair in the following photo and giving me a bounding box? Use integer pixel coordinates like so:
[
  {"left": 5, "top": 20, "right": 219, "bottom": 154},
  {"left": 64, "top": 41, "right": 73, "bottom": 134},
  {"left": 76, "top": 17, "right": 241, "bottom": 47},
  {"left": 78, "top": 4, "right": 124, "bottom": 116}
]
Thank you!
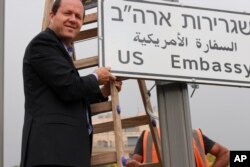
[
  {"left": 51, "top": 0, "right": 85, "bottom": 14},
  {"left": 51, "top": 0, "right": 61, "bottom": 14}
]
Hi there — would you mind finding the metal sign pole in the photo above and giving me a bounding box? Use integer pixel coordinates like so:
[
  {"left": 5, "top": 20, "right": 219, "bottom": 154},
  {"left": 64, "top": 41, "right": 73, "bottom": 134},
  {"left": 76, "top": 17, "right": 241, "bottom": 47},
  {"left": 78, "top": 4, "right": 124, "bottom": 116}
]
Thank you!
[
  {"left": 156, "top": 82, "right": 195, "bottom": 167},
  {"left": 0, "top": 0, "right": 4, "bottom": 166},
  {"left": 154, "top": 1, "right": 194, "bottom": 166}
]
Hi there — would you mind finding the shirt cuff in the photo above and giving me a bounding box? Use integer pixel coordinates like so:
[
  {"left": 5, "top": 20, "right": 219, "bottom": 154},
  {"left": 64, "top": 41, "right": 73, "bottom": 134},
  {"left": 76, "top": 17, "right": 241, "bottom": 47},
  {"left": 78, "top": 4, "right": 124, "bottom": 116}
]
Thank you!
[{"left": 92, "top": 72, "right": 98, "bottom": 81}]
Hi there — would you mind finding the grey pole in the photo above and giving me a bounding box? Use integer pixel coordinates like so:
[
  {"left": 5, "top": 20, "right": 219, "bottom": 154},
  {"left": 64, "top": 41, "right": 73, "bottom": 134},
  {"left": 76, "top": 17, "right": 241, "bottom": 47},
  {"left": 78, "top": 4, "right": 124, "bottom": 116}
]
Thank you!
[
  {"left": 156, "top": 82, "right": 195, "bottom": 167},
  {"left": 0, "top": 0, "right": 4, "bottom": 166},
  {"left": 155, "top": 1, "right": 195, "bottom": 166}
]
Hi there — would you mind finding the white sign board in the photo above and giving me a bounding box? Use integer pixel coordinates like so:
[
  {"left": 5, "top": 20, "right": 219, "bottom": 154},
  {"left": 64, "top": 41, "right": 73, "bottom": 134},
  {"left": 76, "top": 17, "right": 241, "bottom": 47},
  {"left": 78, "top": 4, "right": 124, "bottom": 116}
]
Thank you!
[{"left": 98, "top": 0, "right": 250, "bottom": 87}]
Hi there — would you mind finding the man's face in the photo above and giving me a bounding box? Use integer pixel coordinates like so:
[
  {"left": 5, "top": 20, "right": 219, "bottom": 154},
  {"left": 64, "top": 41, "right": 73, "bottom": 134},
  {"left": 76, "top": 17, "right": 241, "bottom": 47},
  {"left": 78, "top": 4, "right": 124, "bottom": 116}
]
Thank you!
[{"left": 49, "top": 0, "right": 84, "bottom": 43}]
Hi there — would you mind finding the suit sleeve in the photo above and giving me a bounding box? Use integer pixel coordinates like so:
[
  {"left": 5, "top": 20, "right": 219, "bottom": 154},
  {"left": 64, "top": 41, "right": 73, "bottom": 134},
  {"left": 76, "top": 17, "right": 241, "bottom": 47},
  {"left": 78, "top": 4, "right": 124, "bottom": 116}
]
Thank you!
[{"left": 27, "top": 35, "right": 103, "bottom": 102}]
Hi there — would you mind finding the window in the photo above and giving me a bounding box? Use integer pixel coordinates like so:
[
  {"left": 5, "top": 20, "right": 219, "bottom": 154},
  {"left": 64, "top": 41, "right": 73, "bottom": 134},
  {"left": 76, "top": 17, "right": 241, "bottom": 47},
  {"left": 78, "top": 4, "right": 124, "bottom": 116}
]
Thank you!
[{"left": 127, "top": 136, "right": 139, "bottom": 146}]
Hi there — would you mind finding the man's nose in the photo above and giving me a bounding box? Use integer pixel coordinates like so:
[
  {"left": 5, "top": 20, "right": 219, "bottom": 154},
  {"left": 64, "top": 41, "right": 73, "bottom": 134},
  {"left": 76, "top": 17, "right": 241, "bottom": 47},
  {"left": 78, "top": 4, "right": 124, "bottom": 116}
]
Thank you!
[{"left": 69, "top": 14, "right": 77, "bottom": 22}]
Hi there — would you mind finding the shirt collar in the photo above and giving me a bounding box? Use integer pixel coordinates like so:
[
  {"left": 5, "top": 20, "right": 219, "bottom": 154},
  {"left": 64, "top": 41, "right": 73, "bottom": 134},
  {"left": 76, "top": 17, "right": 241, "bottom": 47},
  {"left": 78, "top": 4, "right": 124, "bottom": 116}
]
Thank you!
[{"left": 63, "top": 43, "right": 74, "bottom": 57}]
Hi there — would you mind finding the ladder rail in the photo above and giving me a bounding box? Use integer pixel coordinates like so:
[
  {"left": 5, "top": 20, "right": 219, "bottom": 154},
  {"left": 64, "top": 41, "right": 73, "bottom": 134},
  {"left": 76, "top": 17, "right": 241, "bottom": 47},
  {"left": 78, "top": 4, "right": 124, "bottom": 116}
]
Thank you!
[
  {"left": 41, "top": 0, "right": 53, "bottom": 30},
  {"left": 137, "top": 80, "right": 162, "bottom": 165}
]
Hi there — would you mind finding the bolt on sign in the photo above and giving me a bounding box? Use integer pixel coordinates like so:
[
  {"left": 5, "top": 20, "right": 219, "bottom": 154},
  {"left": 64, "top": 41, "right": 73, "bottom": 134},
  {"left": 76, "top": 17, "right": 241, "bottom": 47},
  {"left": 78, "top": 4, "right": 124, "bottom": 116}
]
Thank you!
[{"left": 98, "top": 0, "right": 250, "bottom": 87}]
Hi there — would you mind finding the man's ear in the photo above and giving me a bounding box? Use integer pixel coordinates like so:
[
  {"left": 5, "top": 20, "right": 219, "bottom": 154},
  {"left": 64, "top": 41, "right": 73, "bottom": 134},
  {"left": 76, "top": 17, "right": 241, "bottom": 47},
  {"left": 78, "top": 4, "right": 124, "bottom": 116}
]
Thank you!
[{"left": 49, "top": 12, "right": 54, "bottom": 24}]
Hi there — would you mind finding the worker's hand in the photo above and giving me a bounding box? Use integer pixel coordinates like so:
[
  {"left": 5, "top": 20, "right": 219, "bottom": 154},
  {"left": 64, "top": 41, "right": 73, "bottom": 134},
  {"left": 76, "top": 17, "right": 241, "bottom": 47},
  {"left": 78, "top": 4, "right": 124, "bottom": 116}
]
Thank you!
[
  {"left": 100, "top": 80, "right": 122, "bottom": 97},
  {"left": 209, "top": 143, "right": 229, "bottom": 167},
  {"left": 126, "top": 159, "right": 141, "bottom": 167},
  {"left": 95, "top": 67, "right": 116, "bottom": 85}
]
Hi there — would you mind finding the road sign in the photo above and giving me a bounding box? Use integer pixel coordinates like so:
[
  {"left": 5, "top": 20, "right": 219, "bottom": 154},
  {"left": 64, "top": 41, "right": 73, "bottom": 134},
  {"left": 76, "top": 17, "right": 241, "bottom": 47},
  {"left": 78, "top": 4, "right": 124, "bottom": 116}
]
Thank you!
[{"left": 98, "top": 0, "right": 250, "bottom": 87}]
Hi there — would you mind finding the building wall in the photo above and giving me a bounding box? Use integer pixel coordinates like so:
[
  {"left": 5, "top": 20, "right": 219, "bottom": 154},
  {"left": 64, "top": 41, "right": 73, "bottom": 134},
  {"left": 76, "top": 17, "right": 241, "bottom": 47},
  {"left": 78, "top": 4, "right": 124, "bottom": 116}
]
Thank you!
[{"left": 92, "top": 113, "right": 149, "bottom": 157}]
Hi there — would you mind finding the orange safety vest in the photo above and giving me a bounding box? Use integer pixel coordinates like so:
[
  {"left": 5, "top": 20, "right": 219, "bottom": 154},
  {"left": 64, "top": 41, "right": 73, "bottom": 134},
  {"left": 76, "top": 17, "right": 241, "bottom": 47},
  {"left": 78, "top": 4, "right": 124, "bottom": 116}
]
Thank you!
[
  {"left": 142, "top": 128, "right": 160, "bottom": 163},
  {"left": 192, "top": 129, "right": 210, "bottom": 167},
  {"left": 142, "top": 128, "right": 210, "bottom": 167}
]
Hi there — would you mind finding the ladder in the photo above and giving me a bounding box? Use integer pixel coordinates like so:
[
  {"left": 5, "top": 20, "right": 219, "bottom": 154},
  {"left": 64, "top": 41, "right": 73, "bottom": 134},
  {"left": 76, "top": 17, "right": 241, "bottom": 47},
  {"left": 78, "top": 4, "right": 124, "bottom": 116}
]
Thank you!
[{"left": 42, "top": 1, "right": 162, "bottom": 167}]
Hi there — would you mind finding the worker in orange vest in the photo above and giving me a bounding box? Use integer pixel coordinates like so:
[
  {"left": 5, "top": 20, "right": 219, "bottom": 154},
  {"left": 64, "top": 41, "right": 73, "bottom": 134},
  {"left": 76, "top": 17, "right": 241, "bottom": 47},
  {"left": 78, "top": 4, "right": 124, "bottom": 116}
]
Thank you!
[{"left": 126, "top": 128, "right": 229, "bottom": 167}]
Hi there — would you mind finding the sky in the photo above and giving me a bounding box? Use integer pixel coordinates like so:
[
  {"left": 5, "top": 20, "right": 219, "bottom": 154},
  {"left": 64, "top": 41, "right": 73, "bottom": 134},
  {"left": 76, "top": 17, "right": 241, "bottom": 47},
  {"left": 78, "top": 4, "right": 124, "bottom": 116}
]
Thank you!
[{"left": 4, "top": 0, "right": 250, "bottom": 167}]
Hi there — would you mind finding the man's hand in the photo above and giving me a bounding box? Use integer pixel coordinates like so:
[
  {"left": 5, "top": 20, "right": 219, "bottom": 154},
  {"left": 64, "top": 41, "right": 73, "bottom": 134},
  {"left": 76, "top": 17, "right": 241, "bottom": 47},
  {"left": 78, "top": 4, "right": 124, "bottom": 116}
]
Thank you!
[
  {"left": 210, "top": 143, "right": 229, "bottom": 167},
  {"left": 100, "top": 80, "right": 122, "bottom": 97},
  {"left": 126, "top": 159, "right": 141, "bottom": 167},
  {"left": 95, "top": 67, "right": 116, "bottom": 85}
]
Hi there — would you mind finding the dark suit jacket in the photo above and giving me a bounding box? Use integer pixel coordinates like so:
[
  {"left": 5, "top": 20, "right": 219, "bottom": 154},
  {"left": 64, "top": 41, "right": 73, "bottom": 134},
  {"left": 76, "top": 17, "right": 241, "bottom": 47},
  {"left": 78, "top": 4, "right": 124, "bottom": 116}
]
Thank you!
[{"left": 21, "top": 28, "right": 106, "bottom": 167}]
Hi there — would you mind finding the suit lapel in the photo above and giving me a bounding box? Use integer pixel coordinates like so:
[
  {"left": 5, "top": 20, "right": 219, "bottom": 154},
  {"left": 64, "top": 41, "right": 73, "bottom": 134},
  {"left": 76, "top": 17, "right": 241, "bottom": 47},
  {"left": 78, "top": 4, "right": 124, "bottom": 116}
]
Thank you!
[{"left": 45, "top": 28, "right": 76, "bottom": 69}]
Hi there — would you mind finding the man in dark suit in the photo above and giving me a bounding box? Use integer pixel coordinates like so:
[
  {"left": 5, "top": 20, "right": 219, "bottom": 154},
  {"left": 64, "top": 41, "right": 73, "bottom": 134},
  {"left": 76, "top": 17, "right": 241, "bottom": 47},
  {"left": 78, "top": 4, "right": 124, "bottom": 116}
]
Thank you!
[{"left": 20, "top": 0, "right": 122, "bottom": 166}]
